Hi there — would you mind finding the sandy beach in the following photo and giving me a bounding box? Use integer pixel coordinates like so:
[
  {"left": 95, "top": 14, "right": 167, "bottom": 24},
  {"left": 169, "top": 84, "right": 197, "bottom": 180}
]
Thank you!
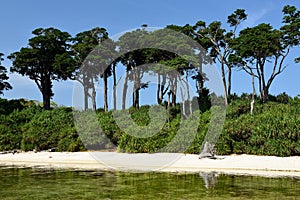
[{"left": 1, "top": 151, "right": 300, "bottom": 178}]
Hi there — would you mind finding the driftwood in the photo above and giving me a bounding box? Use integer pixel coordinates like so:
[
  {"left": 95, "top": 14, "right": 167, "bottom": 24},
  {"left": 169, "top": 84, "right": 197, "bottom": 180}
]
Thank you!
[{"left": 199, "top": 141, "right": 216, "bottom": 159}]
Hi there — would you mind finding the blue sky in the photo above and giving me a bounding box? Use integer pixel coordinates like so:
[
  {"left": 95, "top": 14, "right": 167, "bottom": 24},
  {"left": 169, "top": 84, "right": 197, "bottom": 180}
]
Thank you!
[{"left": 1, "top": 0, "right": 299, "bottom": 107}]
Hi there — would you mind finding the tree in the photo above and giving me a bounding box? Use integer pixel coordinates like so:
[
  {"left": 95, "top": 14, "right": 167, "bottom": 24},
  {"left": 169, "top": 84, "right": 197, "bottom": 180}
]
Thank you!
[
  {"left": 194, "top": 9, "right": 247, "bottom": 105},
  {"left": 72, "top": 27, "right": 108, "bottom": 111},
  {"left": 117, "top": 28, "right": 150, "bottom": 109},
  {"left": 0, "top": 53, "right": 12, "bottom": 95},
  {"left": 9, "top": 28, "right": 75, "bottom": 110},
  {"left": 230, "top": 23, "right": 288, "bottom": 103},
  {"left": 281, "top": 5, "right": 300, "bottom": 63},
  {"left": 166, "top": 24, "right": 211, "bottom": 100},
  {"left": 93, "top": 38, "right": 117, "bottom": 111}
]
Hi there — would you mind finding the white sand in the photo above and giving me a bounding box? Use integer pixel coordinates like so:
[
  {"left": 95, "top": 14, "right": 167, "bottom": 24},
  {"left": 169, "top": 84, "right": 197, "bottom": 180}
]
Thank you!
[{"left": 1, "top": 152, "right": 300, "bottom": 178}]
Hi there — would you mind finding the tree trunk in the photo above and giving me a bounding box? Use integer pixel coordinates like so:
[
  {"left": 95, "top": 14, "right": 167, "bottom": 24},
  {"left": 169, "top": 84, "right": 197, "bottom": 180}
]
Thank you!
[
  {"left": 83, "top": 84, "right": 89, "bottom": 110},
  {"left": 185, "top": 73, "right": 192, "bottom": 115},
  {"left": 167, "top": 91, "right": 171, "bottom": 124},
  {"left": 260, "top": 63, "right": 268, "bottom": 103},
  {"left": 172, "top": 76, "right": 177, "bottom": 107},
  {"left": 91, "top": 83, "right": 96, "bottom": 111},
  {"left": 262, "top": 87, "right": 269, "bottom": 103},
  {"left": 42, "top": 91, "right": 51, "bottom": 110},
  {"left": 221, "top": 63, "right": 228, "bottom": 106},
  {"left": 157, "top": 73, "right": 161, "bottom": 104},
  {"left": 227, "top": 66, "right": 232, "bottom": 99},
  {"left": 113, "top": 64, "right": 117, "bottom": 110},
  {"left": 160, "top": 75, "right": 167, "bottom": 104},
  {"left": 197, "top": 64, "right": 204, "bottom": 98},
  {"left": 134, "top": 68, "right": 140, "bottom": 109},
  {"left": 180, "top": 87, "right": 187, "bottom": 118},
  {"left": 250, "top": 69, "right": 256, "bottom": 115},
  {"left": 134, "top": 89, "right": 139, "bottom": 109},
  {"left": 122, "top": 70, "right": 128, "bottom": 110},
  {"left": 41, "top": 76, "right": 52, "bottom": 110},
  {"left": 103, "top": 72, "right": 108, "bottom": 112}
]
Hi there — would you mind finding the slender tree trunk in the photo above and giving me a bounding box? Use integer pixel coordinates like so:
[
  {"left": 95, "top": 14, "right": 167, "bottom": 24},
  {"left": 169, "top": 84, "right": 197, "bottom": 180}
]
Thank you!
[
  {"left": 122, "top": 70, "right": 128, "bottom": 110},
  {"left": 260, "top": 64, "right": 268, "bottom": 103},
  {"left": 160, "top": 75, "right": 167, "bottom": 104},
  {"left": 157, "top": 73, "right": 161, "bottom": 104},
  {"left": 180, "top": 87, "right": 187, "bottom": 118},
  {"left": 227, "top": 66, "right": 232, "bottom": 99},
  {"left": 221, "top": 62, "right": 228, "bottom": 106},
  {"left": 103, "top": 72, "right": 108, "bottom": 112},
  {"left": 91, "top": 83, "right": 96, "bottom": 111},
  {"left": 83, "top": 84, "right": 89, "bottom": 110},
  {"left": 185, "top": 73, "right": 192, "bottom": 115},
  {"left": 167, "top": 91, "right": 171, "bottom": 124},
  {"left": 113, "top": 64, "right": 117, "bottom": 110},
  {"left": 197, "top": 63, "right": 204, "bottom": 98},
  {"left": 134, "top": 68, "right": 140, "bottom": 109},
  {"left": 250, "top": 69, "right": 256, "bottom": 115},
  {"left": 256, "top": 63, "right": 262, "bottom": 101},
  {"left": 172, "top": 76, "right": 177, "bottom": 107}
]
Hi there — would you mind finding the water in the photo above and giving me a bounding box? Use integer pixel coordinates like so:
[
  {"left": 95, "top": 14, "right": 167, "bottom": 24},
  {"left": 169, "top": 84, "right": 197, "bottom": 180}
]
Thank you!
[{"left": 0, "top": 167, "right": 299, "bottom": 200}]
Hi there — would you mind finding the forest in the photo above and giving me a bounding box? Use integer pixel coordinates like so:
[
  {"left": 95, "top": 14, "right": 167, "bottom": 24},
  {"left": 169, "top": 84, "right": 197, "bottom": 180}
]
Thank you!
[{"left": 0, "top": 5, "right": 299, "bottom": 156}]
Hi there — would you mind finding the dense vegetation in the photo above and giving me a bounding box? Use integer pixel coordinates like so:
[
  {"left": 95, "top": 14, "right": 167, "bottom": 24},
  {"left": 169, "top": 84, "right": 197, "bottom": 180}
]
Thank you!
[
  {"left": 0, "top": 5, "right": 299, "bottom": 157},
  {"left": 0, "top": 94, "right": 299, "bottom": 157}
]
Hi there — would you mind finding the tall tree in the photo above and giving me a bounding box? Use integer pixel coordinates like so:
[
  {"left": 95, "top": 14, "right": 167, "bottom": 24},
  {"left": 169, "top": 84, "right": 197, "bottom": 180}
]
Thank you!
[
  {"left": 0, "top": 53, "right": 12, "bottom": 95},
  {"left": 194, "top": 9, "right": 247, "bottom": 105},
  {"left": 8, "top": 28, "right": 75, "bottom": 110},
  {"left": 72, "top": 27, "right": 108, "bottom": 110},
  {"left": 117, "top": 29, "right": 149, "bottom": 109},
  {"left": 96, "top": 38, "right": 116, "bottom": 111},
  {"left": 230, "top": 23, "right": 289, "bottom": 102},
  {"left": 166, "top": 24, "right": 211, "bottom": 99}
]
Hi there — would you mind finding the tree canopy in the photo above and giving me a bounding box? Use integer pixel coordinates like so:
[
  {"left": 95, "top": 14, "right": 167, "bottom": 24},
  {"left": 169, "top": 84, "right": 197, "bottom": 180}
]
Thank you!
[
  {"left": 8, "top": 28, "right": 75, "bottom": 110},
  {"left": 0, "top": 53, "right": 12, "bottom": 95}
]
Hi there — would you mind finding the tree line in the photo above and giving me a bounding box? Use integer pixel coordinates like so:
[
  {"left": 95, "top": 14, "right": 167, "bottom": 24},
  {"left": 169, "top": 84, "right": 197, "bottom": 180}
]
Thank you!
[{"left": 0, "top": 5, "right": 299, "bottom": 111}]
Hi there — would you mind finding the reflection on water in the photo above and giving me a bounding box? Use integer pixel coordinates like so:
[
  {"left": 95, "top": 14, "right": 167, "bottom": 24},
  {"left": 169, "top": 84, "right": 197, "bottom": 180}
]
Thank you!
[
  {"left": 199, "top": 171, "right": 218, "bottom": 189},
  {"left": 0, "top": 167, "right": 299, "bottom": 200}
]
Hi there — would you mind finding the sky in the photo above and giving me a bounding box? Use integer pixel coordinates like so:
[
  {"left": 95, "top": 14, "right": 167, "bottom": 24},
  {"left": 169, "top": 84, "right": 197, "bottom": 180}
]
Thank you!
[{"left": 0, "top": 0, "right": 299, "bottom": 108}]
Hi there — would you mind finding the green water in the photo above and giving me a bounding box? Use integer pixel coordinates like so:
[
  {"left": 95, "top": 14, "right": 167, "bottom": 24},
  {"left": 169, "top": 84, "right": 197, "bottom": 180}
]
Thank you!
[{"left": 0, "top": 167, "right": 299, "bottom": 200}]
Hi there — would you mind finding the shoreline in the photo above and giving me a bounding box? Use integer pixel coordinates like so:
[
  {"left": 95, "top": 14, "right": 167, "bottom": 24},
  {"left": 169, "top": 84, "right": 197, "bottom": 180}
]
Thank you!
[{"left": 1, "top": 151, "right": 300, "bottom": 178}]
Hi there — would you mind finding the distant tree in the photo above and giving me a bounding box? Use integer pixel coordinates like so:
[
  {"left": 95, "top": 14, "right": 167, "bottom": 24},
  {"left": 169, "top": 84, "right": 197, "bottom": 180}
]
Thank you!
[
  {"left": 72, "top": 27, "right": 108, "bottom": 111},
  {"left": 8, "top": 28, "right": 75, "bottom": 110},
  {"left": 0, "top": 53, "right": 12, "bottom": 95}
]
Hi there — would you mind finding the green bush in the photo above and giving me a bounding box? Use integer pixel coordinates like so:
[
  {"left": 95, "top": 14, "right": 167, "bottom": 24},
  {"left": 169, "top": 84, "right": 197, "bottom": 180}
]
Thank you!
[
  {"left": 21, "top": 107, "right": 85, "bottom": 152},
  {"left": 216, "top": 98, "right": 300, "bottom": 156},
  {"left": 0, "top": 97, "right": 299, "bottom": 156}
]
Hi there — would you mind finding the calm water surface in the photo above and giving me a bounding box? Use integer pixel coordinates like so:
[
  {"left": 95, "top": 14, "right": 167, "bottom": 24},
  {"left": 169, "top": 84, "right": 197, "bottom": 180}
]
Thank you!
[{"left": 0, "top": 167, "right": 299, "bottom": 200}]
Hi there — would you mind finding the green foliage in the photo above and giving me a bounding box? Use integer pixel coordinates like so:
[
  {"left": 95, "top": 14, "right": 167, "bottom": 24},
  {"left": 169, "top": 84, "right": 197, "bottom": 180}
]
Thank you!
[
  {"left": 0, "top": 53, "right": 12, "bottom": 95},
  {"left": 216, "top": 97, "right": 300, "bottom": 156},
  {"left": 8, "top": 28, "right": 75, "bottom": 110},
  {"left": 21, "top": 107, "right": 84, "bottom": 151},
  {"left": 0, "top": 99, "right": 85, "bottom": 152},
  {"left": 0, "top": 104, "right": 42, "bottom": 151},
  {"left": 0, "top": 97, "right": 299, "bottom": 157}
]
